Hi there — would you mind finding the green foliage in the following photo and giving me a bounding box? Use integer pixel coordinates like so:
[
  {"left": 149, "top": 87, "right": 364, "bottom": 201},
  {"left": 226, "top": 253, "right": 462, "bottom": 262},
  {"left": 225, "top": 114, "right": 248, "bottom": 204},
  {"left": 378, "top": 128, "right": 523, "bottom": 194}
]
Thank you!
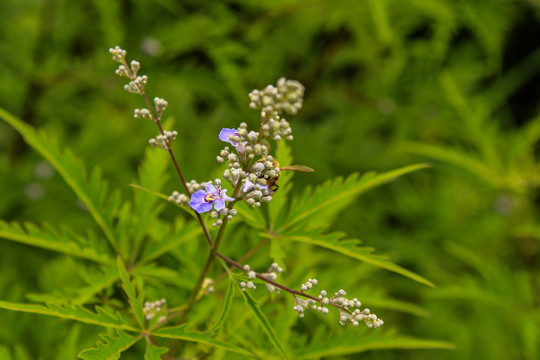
[{"left": 2, "top": 0, "right": 540, "bottom": 358}]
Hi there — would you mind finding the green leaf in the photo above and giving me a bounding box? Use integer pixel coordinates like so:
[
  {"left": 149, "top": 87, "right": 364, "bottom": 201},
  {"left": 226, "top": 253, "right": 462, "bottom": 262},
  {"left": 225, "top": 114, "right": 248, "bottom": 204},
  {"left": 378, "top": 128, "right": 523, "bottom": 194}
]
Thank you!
[
  {"left": 400, "top": 141, "right": 501, "bottom": 186},
  {"left": 72, "top": 265, "right": 120, "bottom": 304},
  {"left": 235, "top": 201, "right": 267, "bottom": 230},
  {"left": 152, "top": 324, "right": 251, "bottom": 355},
  {"left": 296, "top": 330, "right": 455, "bottom": 359},
  {"left": 78, "top": 331, "right": 140, "bottom": 360},
  {"left": 129, "top": 149, "right": 171, "bottom": 256},
  {"left": 0, "top": 345, "right": 13, "bottom": 360},
  {"left": 0, "top": 300, "right": 137, "bottom": 331},
  {"left": 117, "top": 258, "right": 145, "bottom": 328},
  {"left": 0, "top": 107, "right": 120, "bottom": 252},
  {"left": 281, "top": 230, "right": 435, "bottom": 287},
  {"left": 280, "top": 164, "right": 430, "bottom": 232},
  {"left": 140, "top": 220, "right": 201, "bottom": 263},
  {"left": 237, "top": 283, "right": 291, "bottom": 359},
  {"left": 144, "top": 343, "right": 168, "bottom": 360},
  {"left": 207, "top": 277, "right": 235, "bottom": 333},
  {"left": 0, "top": 220, "right": 110, "bottom": 264}
]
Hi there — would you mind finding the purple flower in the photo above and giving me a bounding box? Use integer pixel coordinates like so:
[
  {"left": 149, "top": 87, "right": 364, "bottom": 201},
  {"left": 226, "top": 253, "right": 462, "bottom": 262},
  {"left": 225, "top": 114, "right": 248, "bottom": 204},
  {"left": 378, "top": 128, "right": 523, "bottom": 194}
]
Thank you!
[
  {"left": 189, "top": 183, "right": 234, "bottom": 213},
  {"left": 219, "top": 128, "right": 245, "bottom": 146}
]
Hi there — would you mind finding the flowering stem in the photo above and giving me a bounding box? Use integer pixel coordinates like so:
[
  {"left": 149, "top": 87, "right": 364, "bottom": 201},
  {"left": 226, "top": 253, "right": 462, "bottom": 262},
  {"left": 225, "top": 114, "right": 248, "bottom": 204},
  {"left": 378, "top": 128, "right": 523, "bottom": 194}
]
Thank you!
[{"left": 121, "top": 59, "right": 214, "bottom": 250}]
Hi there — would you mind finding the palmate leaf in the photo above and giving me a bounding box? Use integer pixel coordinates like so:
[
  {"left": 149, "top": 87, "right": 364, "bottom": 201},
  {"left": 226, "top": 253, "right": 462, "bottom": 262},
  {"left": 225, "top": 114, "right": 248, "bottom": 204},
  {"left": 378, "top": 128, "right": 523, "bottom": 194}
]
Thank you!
[
  {"left": 0, "top": 107, "right": 120, "bottom": 252},
  {"left": 0, "top": 300, "right": 137, "bottom": 331},
  {"left": 295, "top": 328, "right": 454, "bottom": 359},
  {"left": 78, "top": 330, "right": 141, "bottom": 360},
  {"left": 281, "top": 230, "right": 435, "bottom": 287},
  {"left": 278, "top": 164, "right": 430, "bottom": 232},
  {"left": 236, "top": 282, "right": 291, "bottom": 359},
  {"left": 152, "top": 324, "right": 252, "bottom": 356},
  {"left": 0, "top": 220, "right": 110, "bottom": 264}
]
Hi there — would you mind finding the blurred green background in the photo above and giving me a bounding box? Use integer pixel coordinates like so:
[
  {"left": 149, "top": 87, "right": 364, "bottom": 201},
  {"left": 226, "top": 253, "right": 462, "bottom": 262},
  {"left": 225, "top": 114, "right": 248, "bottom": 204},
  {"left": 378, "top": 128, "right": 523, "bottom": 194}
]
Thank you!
[{"left": 1, "top": 0, "right": 540, "bottom": 358}]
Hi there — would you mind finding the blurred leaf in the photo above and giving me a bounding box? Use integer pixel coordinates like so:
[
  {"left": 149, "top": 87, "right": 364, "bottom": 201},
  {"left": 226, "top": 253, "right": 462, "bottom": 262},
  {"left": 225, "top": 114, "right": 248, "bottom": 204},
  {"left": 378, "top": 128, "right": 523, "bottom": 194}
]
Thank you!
[
  {"left": 0, "top": 221, "right": 110, "bottom": 264},
  {"left": 281, "top": 230, "right": 435, "bottom": 287},
  {"left": 117, "top": 257, "right": 145, "bottom": 329},
  {"left": 144, "top": 343, "right": 168, "bottom": 360},
  {"left": 152, "top": 324, "right": 251, "bottom": 355},
  {"left": 280, "top": 164, "right": 430, "bottom": 231}
]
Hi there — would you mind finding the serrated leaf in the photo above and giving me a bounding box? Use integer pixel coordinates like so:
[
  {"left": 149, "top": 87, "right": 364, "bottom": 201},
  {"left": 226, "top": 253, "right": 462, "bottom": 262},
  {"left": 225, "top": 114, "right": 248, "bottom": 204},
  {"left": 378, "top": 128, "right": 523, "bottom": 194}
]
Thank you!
[
  {"left": 236, "top": 283, "right": 291, "bottom": 359},
  {"left": 78, "top": 331, "right": 140, "bottom": 360},
  {"left": 280, "top": 164, "right": 430, "bottom": 232},
  {"left": 152, "top": 324, "right": 251, "bottom": 355},
  {"left": 281, "top": 230, "right": 435, "bottom": 287},
  {"left": 0, "top": 107, "right": 120, "bottom": 252},
  {"left": 207, "top": 277, "right": 235, "bottom": 333},
  {"left": 295, "top": 330, "right": 455, "bottom": 359},
  {"left": 117, "top": 258, "right": 145, "bottom": 328},
  {"left": 144, "top": 343, "right": 168, "bottom": 360},
  {"left": 0, "top": 300, "right": 137, "bottom": 331},
  {"left": 0, "top": 220, "right": 110, "bottom": 264}
]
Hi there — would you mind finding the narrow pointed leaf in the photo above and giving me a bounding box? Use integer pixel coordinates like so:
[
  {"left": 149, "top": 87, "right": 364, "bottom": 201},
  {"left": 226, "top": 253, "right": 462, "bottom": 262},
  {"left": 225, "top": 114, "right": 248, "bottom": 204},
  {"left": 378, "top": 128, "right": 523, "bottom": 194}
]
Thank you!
[
  {"left": 282, "top": 230, "right": 435, "bottom": 287},
  {"left": 207, "top": 277, "right": 235, "bottom": 333},
  {"left": 117, "top": 258, "right": 145, "bottom": 328},
  {"left": 0, "top": 300, "right": 137, "bottom": 331},
  {"left": 296, "top": 332, "right": 455, "bottom": 359},
  {"left": 152, "top": 324, "right": 251, "bottom": 355},
  {"left": 237, "top": 283, "right": 291, "bottom": 359}
]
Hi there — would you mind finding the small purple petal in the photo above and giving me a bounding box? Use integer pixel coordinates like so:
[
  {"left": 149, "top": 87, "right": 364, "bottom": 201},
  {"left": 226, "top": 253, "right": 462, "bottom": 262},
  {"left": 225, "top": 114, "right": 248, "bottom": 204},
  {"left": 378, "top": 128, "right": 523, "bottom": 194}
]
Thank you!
[
  {"left": 213, "top": 199, "right": 225, "bottom": 211},
  {"left": 205, "top": 183, "right": 217, "bottom": 193},
  {"left": 219, "top": 128, "right": 238, "bottom": 145},
  {"left": 243, "top": 179, "right": 254, "bottom": 192}
]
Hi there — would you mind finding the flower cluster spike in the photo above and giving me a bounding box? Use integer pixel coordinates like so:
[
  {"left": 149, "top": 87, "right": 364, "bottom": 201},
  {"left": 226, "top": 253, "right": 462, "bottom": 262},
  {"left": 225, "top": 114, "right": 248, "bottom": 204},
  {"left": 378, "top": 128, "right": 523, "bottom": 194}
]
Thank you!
[{"left": 143, "top": 298, "right": 167, "bottom": 321}]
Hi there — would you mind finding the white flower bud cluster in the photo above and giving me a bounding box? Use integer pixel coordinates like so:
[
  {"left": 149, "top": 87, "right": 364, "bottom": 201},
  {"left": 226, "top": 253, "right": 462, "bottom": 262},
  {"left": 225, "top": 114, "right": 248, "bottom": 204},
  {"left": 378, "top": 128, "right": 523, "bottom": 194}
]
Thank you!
[
  {"left": 339, "top": 308, "right": 384, "bottom": 328},
  {"left": 109, "top": 46, "right": 126, "bottom": 63},
  {"left": 154, "top": 97, "right": 168, "bottom": 116},
  {"left": 239, "top": 264, "right": 257, "bottom": 291},
  {"left": 293, "top": 283, "right": 383, "bottom": 329},
  {"left": 130, "top": 60, "right": 140, "bottom": 76},
  {"left": 143, "top": 298, "right": 166, "bottom": 320},
  {"left": 134, "top": 108, "right": 152, "bottom": 120},
  {"left": 115, "top": 64, "right": 129, "bottom": 77},
  {"left": 293, "top": 295, "right": 325, "bottom": 318},
  {"left": 124, "top": 75, "right": 148, "bottom": 94},
  {"left": 276, "top": 77, "right": 304, "bottom": 115},
  {"left": 301, "top": 278, "right": 318, "bottom": 292},
  {"left": 186, "top": 180, "right": 203, "bottom": 194},
  {"left": 248, "top": 77, "right": 305, "bottom": 115},
  {"left": 168, "top": 190, "right": 189, "bottom": 205},
  {"left": 210, "top": 207, "right": 237, "bottom": 227},
  {"left": 149, "top": 130, "right": 177, "bottom": 149},
  {"left": 260, "top": 262, "right": 284, "bottom": 293},
  {"left": 261, "top": 112, "right": 293, "bottom": 141}
]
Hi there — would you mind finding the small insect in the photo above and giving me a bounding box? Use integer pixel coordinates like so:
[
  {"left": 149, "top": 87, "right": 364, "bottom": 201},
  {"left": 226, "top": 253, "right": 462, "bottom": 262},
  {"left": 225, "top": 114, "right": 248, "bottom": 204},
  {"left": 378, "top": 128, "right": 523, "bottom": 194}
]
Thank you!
[{"left": 256, "top": 157, "right": 314, "bottom": 192}]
